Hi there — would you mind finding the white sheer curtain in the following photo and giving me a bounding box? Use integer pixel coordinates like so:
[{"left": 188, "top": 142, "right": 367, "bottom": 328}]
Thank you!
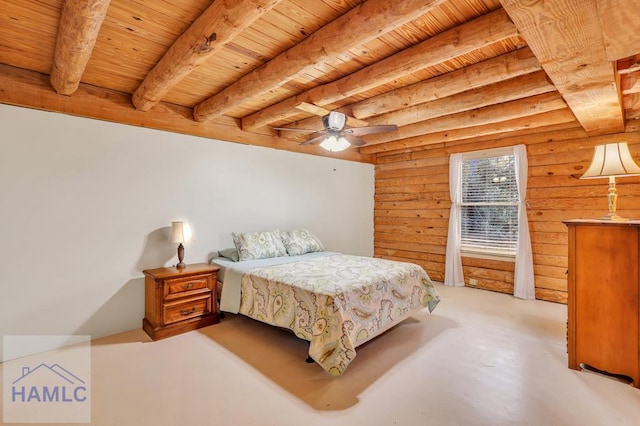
[
  {"left": 513, "top": 144, "right": 535, "bottom": 299},
  {"left": 444, "top": 153, "right": 464, "bottom": 287}
]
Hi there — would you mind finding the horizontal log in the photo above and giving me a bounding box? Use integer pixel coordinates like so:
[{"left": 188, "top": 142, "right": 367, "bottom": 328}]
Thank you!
[
  {"left": 528, "top": 196, "right": 640, "bottom": 210},
  {"left": 369, "top": 71, "right": 556, "bottom": 128},
  {"left": 374, "top": 192, "right": 447, "bottom": 202},
  {"left": 532, "top": 254, "right": 568, "bottom": 268},
  {"left": 394, "top": 124, "right": 586, "bottom": 160},
  {"left": 50, "top": 0, "right": 111, "bottom": 95},
  {"left": 376, "top": 173, "right": 448, "bottom": 186},
  {"left": 374, "top": 155, "right": 448, "bottom": 172},
  {"left": 463, "top": 265, "right": 514, "bottom": 284},
  {"left": 534, "top": 276, "right": 566, "bottom": 292},
  {"left": 241, "top": 8, "right": 517, "bottom": 130},
  {"left": 374, "top": 240, "right": 446, "bottom": 255},
  {"left": 352, "top": 47, "right": 541, "bottom": 118},
  {"left": 534, "top": 264, "right": 568, "bottom": 280},
  {"left": 528, "top": 218, "right": 569, "bottom": 230},
  {"left": 375, "top": 185, "right": 449, "bottom": 196},
  {"left": 529, "top": 231, "right": 567, "bottom": 245},
  {"left": 375, "top": 231, "right": 447, "bottom": 246},
  {"left": 362, "top": 109, "right": 578, "bottom": 154},
  {"left": 462, "top": 257, "right": 515, "bottom": 272},
  {"left": 0, "top": 64, "right": 372, "bottom": 163},
  {"left": 534, "top": 289, "right": 567, "bottom": 304},
  {"left": 375, "top": 208, "right": 449, "bottom": 219},
  {"left": 531, "top": 242, "right": 568, "bottom": 257},
  {"left": 195, "top": 0, "right": 446, "bottom": 122},
  {"left": 132, "top": 0, "right": 281, "bottom": 111},
  {"left": 375, "top": 224, "right": 449, "bottom": 238},
  {"left": 375, "top": 217, "right": 448, "bottom": 228},
  {"left": 375, "top": 199, "right": 448, "bottom": 210},
  {"left": 363, "top": 92, "right": 568, "bottom": 146},
  {"left": 471, "top": 281, "right": 514, "bottom": 295},
  {"left": 527, "top": 184, "right": 640, "bottom": 199},
  {"left": 374, "top": 249, "right": 445, "bottom": 264}
]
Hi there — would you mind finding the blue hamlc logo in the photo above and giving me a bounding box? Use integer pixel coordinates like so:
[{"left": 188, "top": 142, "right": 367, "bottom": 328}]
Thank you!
[{"left": 11, "top": 363, "right": 87, "bottom": 403}]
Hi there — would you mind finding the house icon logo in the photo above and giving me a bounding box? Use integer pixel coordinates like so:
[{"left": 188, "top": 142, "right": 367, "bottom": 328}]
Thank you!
[
  {"left": 3, "top": 335, "right": 91, "bottom": 423},
  {"left": 11, "top": 363, "right": 88, "bottom": 403}
]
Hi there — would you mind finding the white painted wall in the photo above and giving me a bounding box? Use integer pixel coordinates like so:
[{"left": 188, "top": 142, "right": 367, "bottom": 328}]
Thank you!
[{"left": 0, "top": 104, "right": 374, "bottom": 361}]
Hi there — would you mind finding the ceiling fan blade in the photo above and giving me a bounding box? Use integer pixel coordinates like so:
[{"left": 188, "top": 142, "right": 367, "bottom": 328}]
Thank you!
[
  {"left": 272, "top": 126, "right": 322, "bottom": 132},
  {"left": 300, "top": 133, "right": 328, "bottom": 146},
  {"left": 344, "top": 124, "right": 398, "bottom": 136},
  {"left": 342, "top": 134, "right": 366, "bottom": 147}
]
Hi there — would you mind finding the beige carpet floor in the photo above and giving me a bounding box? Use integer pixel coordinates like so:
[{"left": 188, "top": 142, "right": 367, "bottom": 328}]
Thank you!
[{"left": 3, "top": 283, "right": 640, "bottom": 425}]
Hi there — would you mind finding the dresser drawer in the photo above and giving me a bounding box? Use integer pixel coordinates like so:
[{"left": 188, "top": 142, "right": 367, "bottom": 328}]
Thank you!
[
  {"left": 163, "top": 294, "right": 212, "bottom": 325},
  {"left": 163, "top": 274, "right": 212, "bottom": 300}
]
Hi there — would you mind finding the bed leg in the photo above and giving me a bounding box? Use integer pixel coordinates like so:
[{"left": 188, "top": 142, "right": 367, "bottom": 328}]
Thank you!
[{"left": 305, "top": 356, "right": 314, "bottom": 364}]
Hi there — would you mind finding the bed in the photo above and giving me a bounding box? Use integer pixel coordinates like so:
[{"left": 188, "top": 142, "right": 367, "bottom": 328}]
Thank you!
[{"left": 211, "top": 230, "right": 440, "bottom": 376}]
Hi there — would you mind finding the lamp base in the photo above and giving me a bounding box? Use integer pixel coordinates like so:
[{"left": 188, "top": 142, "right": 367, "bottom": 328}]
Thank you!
[
  {"left": 176, "top": 243, "right": 186, "bottom": 269},
  {"left": 598, "top": 213, "right": 629, "bottom": 222}
]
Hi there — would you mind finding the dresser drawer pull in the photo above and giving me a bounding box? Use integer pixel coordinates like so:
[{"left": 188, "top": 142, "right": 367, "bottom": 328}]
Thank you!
[
  {"left": 182, "top": 282, "right": 195, "bottom": 290},
  {"left": 180, "top": 306, "right": 196, "bottom": 316}
]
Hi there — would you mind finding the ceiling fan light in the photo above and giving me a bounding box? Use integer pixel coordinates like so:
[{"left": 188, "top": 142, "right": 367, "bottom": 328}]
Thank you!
[
  {"left": 335, "top": 136, "right": 351, "bottom": 151},
  {"left": 319, "top": 135, "right": 350, "bottom": 152}
]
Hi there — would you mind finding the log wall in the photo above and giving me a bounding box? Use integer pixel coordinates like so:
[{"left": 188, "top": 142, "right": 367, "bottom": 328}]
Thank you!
[{"left": 374, "top": 128, "right": 640, "bottom": 303}]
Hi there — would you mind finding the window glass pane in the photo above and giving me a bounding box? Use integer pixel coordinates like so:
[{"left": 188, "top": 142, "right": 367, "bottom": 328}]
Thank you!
[
  {"left": 460, "top": 153, "right": 518, "bottom": 255},
  {"left": 461, "top": 205, "right": 518, "bottom": 251}
]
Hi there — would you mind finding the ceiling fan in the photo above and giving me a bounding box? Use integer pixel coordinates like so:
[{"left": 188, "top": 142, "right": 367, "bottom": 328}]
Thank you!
[{"left": 273, "top": 110, "right": 398, "bottom": 152}]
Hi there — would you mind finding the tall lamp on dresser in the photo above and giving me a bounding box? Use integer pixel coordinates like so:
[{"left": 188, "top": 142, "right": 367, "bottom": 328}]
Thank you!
[{"left": 564, "top": 142, "right": 640, "bottom": 388}]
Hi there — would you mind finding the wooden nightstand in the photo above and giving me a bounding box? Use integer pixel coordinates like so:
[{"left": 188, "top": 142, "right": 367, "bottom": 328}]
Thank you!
[{"left": 142, "top": 263, "right": 220, "bottom": 340}]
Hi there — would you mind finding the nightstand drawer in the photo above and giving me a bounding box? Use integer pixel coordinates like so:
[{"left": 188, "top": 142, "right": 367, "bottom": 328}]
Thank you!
[
  {"left": 164, "top": 274, "right": 212, "bottom": 299},
  {"left": 163, "top": 294, "right": 212, "bottom": 325}
]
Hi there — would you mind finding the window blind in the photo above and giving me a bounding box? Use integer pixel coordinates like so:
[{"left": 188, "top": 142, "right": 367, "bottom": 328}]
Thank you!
[{"left": 460, "top": 154, "right": 518, "bottom": 255}]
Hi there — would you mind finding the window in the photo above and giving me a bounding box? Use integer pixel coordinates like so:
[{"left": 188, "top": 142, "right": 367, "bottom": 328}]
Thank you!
[{"left": 460, "top": 149, "right": 518, "bottom": 258}]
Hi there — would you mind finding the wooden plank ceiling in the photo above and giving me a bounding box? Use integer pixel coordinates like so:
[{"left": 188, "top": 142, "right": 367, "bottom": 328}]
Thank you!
[{"left": 1, "top": 0, "right": 640, "bottom": 163}]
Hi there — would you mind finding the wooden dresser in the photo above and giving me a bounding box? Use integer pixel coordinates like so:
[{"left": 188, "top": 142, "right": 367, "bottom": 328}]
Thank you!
[
  {"left": 142, "top": 263, "right": 220, "bottom": 340},
  {"left": 564, "top": 219, "right": 640, "bottom": 387}
]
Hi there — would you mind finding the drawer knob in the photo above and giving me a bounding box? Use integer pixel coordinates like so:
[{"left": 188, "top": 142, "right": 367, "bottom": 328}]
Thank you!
[
  {"left": 182, "top": 282, "right": 195, "bottom": 290},
  {"left": 180, "top": 306, "right": 196, "bottom": 316}
]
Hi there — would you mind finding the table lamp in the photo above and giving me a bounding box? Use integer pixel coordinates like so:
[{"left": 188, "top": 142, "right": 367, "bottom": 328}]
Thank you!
[
  {"left": 581, "top": 142, "right": 640, "bottom": 221},
  {"left": 170, "top": 221, "right": 192, "bottom": 269}
]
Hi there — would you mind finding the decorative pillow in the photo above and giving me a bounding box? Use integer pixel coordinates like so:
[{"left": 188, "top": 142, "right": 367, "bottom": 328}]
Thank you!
[
  {"left": 232, "top": 230, "right": 288, "bottom": 261},
  {"left": 281, "top": 229, "right": 324, "bottom": 256},
  {"left": 218, "top": 248, "right": 239, "bottom": 262}
]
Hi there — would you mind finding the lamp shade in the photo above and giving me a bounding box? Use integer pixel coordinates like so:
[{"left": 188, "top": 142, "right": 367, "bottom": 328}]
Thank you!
[
  {"left": 170, "top": 221, "right": 192, "bottom": 243},
  {"left": 581, "top": 142, "right": 640, "bottom": 179}
]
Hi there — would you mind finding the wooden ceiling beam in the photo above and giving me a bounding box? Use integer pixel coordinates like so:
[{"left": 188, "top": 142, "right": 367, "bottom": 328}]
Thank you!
[
  {"left": 241, "top": 8, "right": 519, "bottom": 131},
  {"left": 285, "top": 68, "right": 555, "bottom": 142},
  {"left": 360, "top": 109, "right": 578, "bottom": 155},
  {"left": 351, "top": 47, "right": 540, "bottom": 119},
  {"left": 193, "top": 0, "right": 447, "bottom": 122},
  {"left": 280, "top": 47, "right": 541, "bottom": 135},
  {"left": 621, "top": 71, "right": 640, "bottom": 95},
  {"left": 362, "top": 92, "right": 569, "bottom": 145},
  {"left": 597, "top": 0, "right": 640, "bottom": 61},
  {"left": 500, "top": 0, "right": 624, "bottom": 134},
  {"left": 50, "top": 0, "right": 111, "bottom": 95},
  {"left": 367, "top": 71, "right": 556, "bottom": 127},
  {"left": 132, "top": 0, "right": 281, "bottom": 112}
]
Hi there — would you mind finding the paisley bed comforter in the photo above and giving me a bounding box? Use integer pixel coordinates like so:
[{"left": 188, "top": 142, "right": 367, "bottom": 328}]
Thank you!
[{"left": 215, "top": 252, "right": 439, "bottom": 376}]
